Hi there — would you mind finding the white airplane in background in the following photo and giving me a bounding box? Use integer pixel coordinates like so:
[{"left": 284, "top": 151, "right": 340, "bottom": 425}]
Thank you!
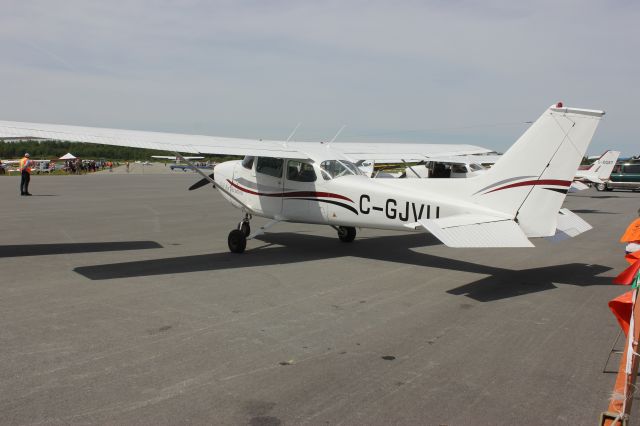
[
  {"left": 151, "top": 155, "right": 205, "bottom": 161},
  {"left": 570, "top": 150, "right": 621, "bottom": 190},
  {"left": 0, "top": 103, "right": 604, "bottom": 253}
]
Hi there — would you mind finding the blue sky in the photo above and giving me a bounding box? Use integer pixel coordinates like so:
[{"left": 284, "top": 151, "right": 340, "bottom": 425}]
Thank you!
[{"left": 1, "top": 1, "right": 638, "bottom": 155}]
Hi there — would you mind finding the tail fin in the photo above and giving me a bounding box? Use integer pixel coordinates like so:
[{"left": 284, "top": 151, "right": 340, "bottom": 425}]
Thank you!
[
  {"left": 469, "top": 103, "right": 605, "bottom": 237},
  {"left": 584, "top": 150, "right": 620, "bottom": 181}
]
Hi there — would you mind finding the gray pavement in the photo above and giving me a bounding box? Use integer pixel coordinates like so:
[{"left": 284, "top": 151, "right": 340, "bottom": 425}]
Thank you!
[{"left": 0, "top": 173, "right": 636, "bottom": 425}]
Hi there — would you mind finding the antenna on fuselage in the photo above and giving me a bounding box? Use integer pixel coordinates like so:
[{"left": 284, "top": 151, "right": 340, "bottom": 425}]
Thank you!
[
  {"left": 327, "top": 124, "right": 346, "bottom": 147},
  {"left": 283, "top": 123, "right": 301, "bottom": 148}
]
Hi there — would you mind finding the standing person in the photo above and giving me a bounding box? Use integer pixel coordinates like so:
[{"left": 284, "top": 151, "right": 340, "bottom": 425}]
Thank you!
[{"left": 19, "top": 153, "right": 33, "bottom": 196}]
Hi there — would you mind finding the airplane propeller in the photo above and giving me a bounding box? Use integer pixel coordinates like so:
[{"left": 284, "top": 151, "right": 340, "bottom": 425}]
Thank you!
[{"left": 188, "top": 173, "right": 215, "bottom": 191}]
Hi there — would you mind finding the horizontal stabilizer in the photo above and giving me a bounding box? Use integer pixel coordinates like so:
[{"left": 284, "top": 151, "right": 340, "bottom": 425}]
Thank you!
[
  {"left": 545, "top": 208, "right": 592, "bottom": 241},
  {"left": 418, "top": 215, "right": 534, "bottom": 248},
  {"left": 578, "top": 173, "right": 603, "bottom": 184},
  {"left": 569, "top": 181, "right": 590, "bottom": 192}
]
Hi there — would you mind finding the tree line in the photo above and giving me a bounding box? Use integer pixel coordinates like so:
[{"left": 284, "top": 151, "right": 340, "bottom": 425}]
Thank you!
[{"left": 0, "top": 140, "right": 238, "bottom": 162}]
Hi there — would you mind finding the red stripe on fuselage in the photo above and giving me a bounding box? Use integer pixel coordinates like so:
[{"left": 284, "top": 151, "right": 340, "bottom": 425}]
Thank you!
[
  {"left": 485, "top": 179, "right": 572, "bottom": 194},
  {"left": 227, "top": 179, "right": 353, "bottom": 202}
]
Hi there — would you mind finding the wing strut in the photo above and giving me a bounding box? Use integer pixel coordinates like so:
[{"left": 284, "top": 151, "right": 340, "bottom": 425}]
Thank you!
[{"left": 175, "top": 152, "right": 257, "bottom": 215}]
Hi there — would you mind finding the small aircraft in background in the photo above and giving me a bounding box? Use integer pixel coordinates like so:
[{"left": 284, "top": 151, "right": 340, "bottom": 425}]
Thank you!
[
  {"left": 151, "top": 155, "right": 205, "bottom": 161},
  {"left": 0, "top": 159, "right": 20, "bottom": 172},
  {"left": 151, "top": 155, "right": 215, "bottom": 171},
  {"left": 570, "top": 150, "right": 621, "bottom": 191},
  {"left": 0, "top": 159, "right": 51, "bottom": 173},
  {"left": 0, "top": 103, "right": 604, "bottom": 253}
]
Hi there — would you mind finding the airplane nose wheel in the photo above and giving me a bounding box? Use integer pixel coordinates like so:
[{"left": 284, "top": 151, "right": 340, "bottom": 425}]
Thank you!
[
  {"left": 337, "top": 226, "right": 356, "bottom": 243},
  {"left": 228, "top": 214, "right": 252, "bottom": 253},
  {"left": 228, "top": 229, "right": 247, "bottom": 253}
]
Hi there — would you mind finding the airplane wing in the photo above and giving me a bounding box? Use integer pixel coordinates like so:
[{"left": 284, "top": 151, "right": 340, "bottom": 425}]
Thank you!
[
  {"left": 418, "top": 214, "right": 534, "bottom": 248},
  {"left": 320, "top": 142, "right": 493, "bottom": 162},
  {"left": 0, "top": 120, "right": 491, "bottom": 163},
  {"left": 0, "top": 120, "right": 307, "bottom": 158}
]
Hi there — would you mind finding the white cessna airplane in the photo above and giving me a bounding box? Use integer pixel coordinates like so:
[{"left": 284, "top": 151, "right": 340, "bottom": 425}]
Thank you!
[
  {"left": 0, "top": 102, "right": 603, "bottom": 253},
  {"left": 571, "top": 149, "right": 620, "bottom": 190}
]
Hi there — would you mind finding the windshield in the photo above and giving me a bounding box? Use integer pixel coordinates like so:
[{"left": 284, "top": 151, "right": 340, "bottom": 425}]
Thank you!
[
  {"left": 469, "top": 163, "right": 485, "bottom": 172},
  {"left": 320, "top": 160, "right": 362, "bottom": 180}
]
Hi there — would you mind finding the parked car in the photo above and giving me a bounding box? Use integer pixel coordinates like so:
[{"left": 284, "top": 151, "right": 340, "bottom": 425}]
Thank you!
[
  {"left": 596, "top": 161, "right": 640, "bottom": 191},
  {"left": 169, "top": 164, "right": 193, "bottom": 171}
]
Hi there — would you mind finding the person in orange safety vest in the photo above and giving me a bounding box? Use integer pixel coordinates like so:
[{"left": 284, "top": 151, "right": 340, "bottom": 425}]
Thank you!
[
  {"left": 621, "top": 208, "right": 640, "bottom": 254},
  {"left": 19, "top": 152, "right": 33, "bottom": 196}
]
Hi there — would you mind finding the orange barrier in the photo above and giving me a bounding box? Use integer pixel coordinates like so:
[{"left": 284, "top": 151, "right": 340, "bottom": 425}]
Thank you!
[{"left": 601, "top": 260, "right": 640, "bottom": 425}]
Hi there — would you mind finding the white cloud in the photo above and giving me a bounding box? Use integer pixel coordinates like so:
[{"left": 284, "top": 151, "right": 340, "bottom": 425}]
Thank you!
[{"left": 0, "top": 0, "right": 638, "bottom": 154}]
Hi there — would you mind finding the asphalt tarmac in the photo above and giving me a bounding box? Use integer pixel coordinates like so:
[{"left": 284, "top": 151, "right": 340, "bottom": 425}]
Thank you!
[{"left": 1, "top": 174, "right": 637, "bottom": 425}]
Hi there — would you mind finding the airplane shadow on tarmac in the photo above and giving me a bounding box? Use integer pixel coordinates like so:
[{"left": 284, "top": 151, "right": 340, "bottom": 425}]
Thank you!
[
  {"left": 0, "top": 241, "right": 163, "bottom": 258},
  {"left": 570, "top": 209, "right": 620, "bottom": 215},
  {"left": 73, "top": 233, "right": 614, "bottom": 302}
]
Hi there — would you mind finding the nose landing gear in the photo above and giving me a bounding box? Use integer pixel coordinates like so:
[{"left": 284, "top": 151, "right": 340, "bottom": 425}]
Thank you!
[
  {"left": 228, "top": 229, "right": 247, "bottom": 253},
  {"left": 228, "top": 214, "right": 251, "bottom": 253}
]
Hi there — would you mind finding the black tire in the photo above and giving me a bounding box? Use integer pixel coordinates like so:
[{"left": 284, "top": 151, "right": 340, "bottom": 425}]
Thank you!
[
  {"left": 240, "top": 222, "right": 250, "bottom": 237},
  {"left": 337, "top": 226, "right": 356, "bottom": 243},
  {"left": 228, "top": 229, "right": 247, "bottom": 253},
  {"left": 605, "top": 186, "right": 614, "bottom": 192},
  {"left": 595, "top": 183, "right": 606, "bottom": 191}
]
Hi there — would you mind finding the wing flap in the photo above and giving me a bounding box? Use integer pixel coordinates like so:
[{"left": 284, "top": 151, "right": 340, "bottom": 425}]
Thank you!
[{"left": 418, "top": 214, "right": 534, "bottom": 248}]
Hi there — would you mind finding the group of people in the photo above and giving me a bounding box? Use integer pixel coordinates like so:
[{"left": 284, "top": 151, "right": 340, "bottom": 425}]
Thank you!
[
  {"left": 63, "top": 159, "right": 113, "bottom": 174},
  {"left": 16, "top": 153, "right": 120, "bottom": 195}
]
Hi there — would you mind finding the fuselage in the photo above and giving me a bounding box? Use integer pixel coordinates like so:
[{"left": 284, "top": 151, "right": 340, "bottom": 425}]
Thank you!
[{"left": 213, "top": 159, "right": 502, "bottom": 232}]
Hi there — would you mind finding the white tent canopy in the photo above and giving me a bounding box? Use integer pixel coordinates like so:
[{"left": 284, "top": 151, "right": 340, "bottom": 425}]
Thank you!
[{"left": 59, "top": 153, "right": 76, "bottom": 160}]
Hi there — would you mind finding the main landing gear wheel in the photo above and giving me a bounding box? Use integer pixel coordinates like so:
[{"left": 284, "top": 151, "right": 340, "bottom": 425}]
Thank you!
[
  {"left": 595, "top": 183, "right": 606, "bottom": 191},
  {"left": 228, "top": 229, "right": 247, "bottom": 253},
  {"left": 337, "top": 226, "right": 356, "bottom": 243}
]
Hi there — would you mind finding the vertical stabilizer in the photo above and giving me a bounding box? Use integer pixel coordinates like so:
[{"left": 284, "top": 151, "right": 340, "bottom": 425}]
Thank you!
[{"left": 469, "top": 104, "right": 604, "bottom": 237}]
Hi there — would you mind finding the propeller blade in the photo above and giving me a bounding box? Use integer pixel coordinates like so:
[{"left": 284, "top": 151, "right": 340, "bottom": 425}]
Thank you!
[{"left": 188, "top": 173, "right": 215, "bottom": 191}]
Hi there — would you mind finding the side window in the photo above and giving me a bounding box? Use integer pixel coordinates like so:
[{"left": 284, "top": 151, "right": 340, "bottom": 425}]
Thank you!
[
  {"left": 241, "top": 156, "right": 254, "bottom": 170},
  {"left": 450, "top": 164, "right": 467, "bottom": 173},
  {"left": 256, "top": 157, "right": 283, "bottom": 178},
  {"left": 287, "top": 160, "right": 317, "bottom": 182},
  {"left": 624, "top": 164, "right": 640, "bottom": 174}
]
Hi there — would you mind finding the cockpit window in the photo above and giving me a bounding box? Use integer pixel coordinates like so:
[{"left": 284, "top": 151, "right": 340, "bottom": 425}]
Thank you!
[
  {"left": 256, "top": 157, "right": 283, "bottom": 178},
  {"left": 241, "top": 156, "right": 254, "bottom": 170},
  {"left": 450, "top": 164, "right": 467, "bottom": 174},
  {"left": 320, "top": 160, "right": 362, "bottom": 180},
  {"left": 287, "top": 160, "right": 317, "bottom": 182},
  {"left": 468, "top": 163, "right": 484, "bottom": 172}
]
